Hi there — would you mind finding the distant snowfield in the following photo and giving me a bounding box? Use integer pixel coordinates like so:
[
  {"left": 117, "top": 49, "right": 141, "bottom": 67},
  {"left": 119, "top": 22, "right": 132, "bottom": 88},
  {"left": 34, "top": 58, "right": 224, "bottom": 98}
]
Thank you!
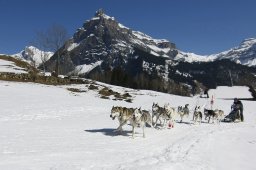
[
  {"left": 0, "top": 81, "right": 256, "bottom": 170},
  {"left": 209, "top": 86, "right": 253, "bottom": 99},
  {"left": 0, "top": 59, "right": 27, "bottom": 73}
]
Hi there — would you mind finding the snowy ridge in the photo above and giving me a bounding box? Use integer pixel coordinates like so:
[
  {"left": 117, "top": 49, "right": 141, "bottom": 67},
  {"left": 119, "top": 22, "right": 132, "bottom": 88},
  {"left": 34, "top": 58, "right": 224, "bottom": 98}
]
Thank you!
[
  {"left": 132, "top": 31, "right": 169, "bottom": 44},
  {"left": 12, "top": 46, "right": 53, "bottom": 67},
  {"left": 179, "top": 38, "right": 256, "bottom": 66},
  {"left": 131, "top": 31, "right": 174, "bottom": 58},
  {"left": 176, "top": 51, "right": 215, "bottom": 63},
  {"left": 210, "top": 38, "right": 256, "bottom": 66},
  {"left": 177, "top": 38, "right": 256, "bottom": 67}
]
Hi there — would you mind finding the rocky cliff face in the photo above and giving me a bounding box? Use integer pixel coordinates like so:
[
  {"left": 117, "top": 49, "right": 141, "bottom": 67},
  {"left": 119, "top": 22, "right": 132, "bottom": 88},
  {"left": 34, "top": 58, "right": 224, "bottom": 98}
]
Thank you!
[{"left": 45, "top": 9, "right": 177, "bottom": 75}]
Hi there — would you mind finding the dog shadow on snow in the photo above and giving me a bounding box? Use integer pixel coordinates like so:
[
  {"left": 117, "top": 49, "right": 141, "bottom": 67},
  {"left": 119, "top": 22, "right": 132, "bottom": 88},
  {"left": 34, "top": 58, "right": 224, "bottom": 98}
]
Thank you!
[
  {"left": 175, "top": 121, "right": 193, "bottom": 125},
  {"left": 84, "top": 128, "right": 130, "bottom": 137}
]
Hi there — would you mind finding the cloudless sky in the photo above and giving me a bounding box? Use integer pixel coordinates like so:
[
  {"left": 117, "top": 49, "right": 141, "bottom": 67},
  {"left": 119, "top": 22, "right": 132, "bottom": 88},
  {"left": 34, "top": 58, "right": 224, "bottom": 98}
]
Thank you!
[{"left": 0, "top": 0, "right": 255, "bottom": 55}]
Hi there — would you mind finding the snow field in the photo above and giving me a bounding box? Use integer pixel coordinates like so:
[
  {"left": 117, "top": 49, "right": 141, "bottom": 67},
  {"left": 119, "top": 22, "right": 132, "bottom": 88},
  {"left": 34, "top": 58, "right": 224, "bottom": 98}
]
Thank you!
[{"left": 0, "top": 81, "right": 255, "bottom": 170}]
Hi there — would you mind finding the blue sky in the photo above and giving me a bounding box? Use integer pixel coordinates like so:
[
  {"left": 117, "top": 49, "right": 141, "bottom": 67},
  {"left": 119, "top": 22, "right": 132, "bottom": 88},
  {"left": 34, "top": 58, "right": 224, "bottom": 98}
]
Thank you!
[{"left": 0, "top": 0, "right": 255, "bottom": 55}]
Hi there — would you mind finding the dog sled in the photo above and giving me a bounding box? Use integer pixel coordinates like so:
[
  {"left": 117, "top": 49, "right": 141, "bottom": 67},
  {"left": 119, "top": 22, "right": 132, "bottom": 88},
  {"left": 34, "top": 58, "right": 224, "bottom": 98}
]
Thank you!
[{"left": 223, "top": 105, "right": 241, "bottom": 123}]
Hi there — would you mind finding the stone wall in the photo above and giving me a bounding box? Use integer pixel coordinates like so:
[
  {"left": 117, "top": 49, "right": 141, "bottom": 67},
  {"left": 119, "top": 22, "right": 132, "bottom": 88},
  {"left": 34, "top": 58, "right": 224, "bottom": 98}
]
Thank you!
[{"left": 0, "top": 72, "right": 86, "bottom": 85}]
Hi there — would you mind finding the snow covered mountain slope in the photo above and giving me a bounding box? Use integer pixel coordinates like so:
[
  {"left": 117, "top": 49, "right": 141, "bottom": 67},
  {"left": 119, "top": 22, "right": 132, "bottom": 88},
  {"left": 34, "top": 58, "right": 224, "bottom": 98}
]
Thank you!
[
  {"left": 0, "top": 80, "right": 255, "bottom": 170},
  {"left": 13, "top": 46, "right": 53, "bottom": 67},
  {"left": 178, "top": 38, "right": 256, "bottom": 66},
  {"left": 211, "top": 38, "right": 256, "bottom": 67}
]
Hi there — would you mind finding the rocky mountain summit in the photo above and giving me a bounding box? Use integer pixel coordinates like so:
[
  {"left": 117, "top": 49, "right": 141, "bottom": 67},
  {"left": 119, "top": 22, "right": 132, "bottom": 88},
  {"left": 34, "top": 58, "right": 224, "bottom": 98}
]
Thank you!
[{"left": 45, "top": 9, "right": 177, "bottom": 74}]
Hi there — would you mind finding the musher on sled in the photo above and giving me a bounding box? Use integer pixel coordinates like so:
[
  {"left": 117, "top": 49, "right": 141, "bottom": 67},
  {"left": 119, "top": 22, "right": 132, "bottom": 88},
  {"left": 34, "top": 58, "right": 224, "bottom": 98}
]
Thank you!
[{"left": 224, "top": 98, "right": 244, "bottom": 122}]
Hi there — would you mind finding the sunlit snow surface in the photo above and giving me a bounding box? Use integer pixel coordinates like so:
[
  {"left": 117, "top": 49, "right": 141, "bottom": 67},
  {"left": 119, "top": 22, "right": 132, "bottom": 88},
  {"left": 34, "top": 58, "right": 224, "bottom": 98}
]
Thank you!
[
  {"left": 0, "top": 81, "right": 255, "bottom": 170},
  {"left": 0, "top": 59, "right": 27, "bottom": 73}
]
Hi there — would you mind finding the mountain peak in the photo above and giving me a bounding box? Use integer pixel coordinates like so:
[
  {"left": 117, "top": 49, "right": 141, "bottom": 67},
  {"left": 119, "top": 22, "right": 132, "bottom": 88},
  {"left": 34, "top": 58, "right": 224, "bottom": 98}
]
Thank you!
[
  {"left": 95, "top": 8, "right": 104, "bottom": 17},
  {"left": 45, "top": 10, "right": 179, "bottom": 80},
  {"left": 12, "top": 46, "right": 53, "bottom": 67},
  {"left": 240, "top": 38, "right": 256, "bottom": 48},
  {"left": 93, "top": 9, "right": 115, "bottom": 21}
]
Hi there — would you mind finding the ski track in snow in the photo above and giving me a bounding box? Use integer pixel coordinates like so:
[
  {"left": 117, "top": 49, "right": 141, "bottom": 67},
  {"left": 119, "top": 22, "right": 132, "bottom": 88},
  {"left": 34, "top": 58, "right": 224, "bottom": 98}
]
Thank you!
[{"left": 0, "top": 81, "right": 256, "bottom": 170}]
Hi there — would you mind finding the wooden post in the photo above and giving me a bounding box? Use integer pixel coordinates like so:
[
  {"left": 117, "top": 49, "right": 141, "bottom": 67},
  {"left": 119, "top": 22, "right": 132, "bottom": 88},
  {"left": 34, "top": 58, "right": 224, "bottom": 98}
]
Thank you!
[{"left": 210, "top": 95, "right": 214, "bottom": 110}]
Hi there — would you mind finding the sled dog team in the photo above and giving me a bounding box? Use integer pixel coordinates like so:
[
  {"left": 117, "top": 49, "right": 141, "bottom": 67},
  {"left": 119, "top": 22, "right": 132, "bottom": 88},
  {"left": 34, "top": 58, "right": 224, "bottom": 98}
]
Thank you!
[{"left": 110, "top": 103, "right": 225, "bottom": 138}]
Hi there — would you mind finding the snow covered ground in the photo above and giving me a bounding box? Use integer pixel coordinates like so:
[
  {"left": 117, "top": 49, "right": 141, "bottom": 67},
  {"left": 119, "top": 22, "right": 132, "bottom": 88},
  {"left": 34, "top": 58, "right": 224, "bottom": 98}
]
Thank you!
[
  {"left": 0, "top": 59, "right": 28, "bottom": 74},
  {"left": 0, "top": 80, "right": 256, "bottom": 170}
]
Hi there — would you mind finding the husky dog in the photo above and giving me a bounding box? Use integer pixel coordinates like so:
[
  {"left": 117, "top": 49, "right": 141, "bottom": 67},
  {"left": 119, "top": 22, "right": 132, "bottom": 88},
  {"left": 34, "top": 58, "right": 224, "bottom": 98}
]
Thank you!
[
  {"left": 152, "top": 103, "right": 173, "bottom": 127},
  {"left": 110, "top": 106, "right": 135, "bottom": 132},
  {"left": 204, "top": 108, "right": 218, "bottom": 123},
  {"left": 164, "top": 103, "right": 177, "bottom": 127},
  {"left": 205, "top": 108, "right": 225, "bottom": 124},
  {"left": 214, "top": 109, "right": 224, "bottom": 123},
  {"left": 132, "top": 108, "right": 153, "bottom": 138},
  {"left": 152, "top": 103, "right": 167, "bottom": 127},
  {"left": 193, "top": 106, "right": 202, "bottom": 124},
  {"left": 177, "top": 104, "right": 189, "bottom": 122}
]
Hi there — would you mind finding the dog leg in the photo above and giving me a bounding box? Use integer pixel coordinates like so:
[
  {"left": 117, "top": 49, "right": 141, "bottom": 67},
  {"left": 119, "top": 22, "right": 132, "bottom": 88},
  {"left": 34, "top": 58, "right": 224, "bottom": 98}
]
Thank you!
[
  {"left": 148, "top": 119, "right": 153, "bottom": 128},
  {"left": 142, "top": 124, "right": 145, "bottom": 138},
  {"left": 199, "top": 113, "right": 202, "bottom": 124},
  {"left": 152, "top": 115, "right": 155, "bottom": 127},
  {"left": 154, "top": 115, "right": 160, "bottom": 128},
  {"left": 115, "top": 120, "right": 127, "bottom": 132},
  {"left": 114, "top": 125, "right": 122, "bottom": 132},
  {"left": 132, "top": 125, "right": 135, "bottom": 139},
  {"left": 180, "top": 115, "right": 183, "bottom": 123}
]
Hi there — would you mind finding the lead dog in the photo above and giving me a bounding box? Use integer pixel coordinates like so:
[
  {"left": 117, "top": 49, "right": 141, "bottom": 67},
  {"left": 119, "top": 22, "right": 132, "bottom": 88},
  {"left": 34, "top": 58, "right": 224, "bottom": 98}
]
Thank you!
[
  {"left": 132, "top": 108, "right": 153, "bottom": 138},
  {"left": 110, "top": 106, "right": 135, "bottom": 132},
  {"left": 152, "top": 103, "right": 175, "bottom": 128}
]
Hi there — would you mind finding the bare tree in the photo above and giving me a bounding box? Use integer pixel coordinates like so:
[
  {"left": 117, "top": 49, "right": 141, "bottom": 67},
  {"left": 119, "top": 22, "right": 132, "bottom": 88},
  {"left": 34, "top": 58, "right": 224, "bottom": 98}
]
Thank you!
[
  {"left": 34, "top": 24, "right": 68, "bottom": 75},
  {"left": 34, "top": 31, "right": 49, "bottom": 73},
  {"left": 45, "top": 24, "right": 68, "bottom": 76}
]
